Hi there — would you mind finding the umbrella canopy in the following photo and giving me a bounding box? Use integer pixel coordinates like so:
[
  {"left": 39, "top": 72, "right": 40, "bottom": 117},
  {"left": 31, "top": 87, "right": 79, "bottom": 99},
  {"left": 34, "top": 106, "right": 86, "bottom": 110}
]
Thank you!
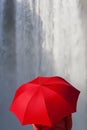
[{"left": 9, "top": 76, "right": 80, "bottom": 127}]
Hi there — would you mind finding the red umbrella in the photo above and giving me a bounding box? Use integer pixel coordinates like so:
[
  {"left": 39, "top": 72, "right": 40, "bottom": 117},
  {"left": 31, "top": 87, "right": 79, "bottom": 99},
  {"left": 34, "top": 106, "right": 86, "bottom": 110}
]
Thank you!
[{"left": 9, "top": 76, "right": 80, "bottom": 127}]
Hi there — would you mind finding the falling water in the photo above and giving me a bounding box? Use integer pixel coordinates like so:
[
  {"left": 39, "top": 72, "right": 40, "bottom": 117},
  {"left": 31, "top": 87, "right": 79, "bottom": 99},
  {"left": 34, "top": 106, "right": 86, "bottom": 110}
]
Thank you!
[{"left": 0, "top": 0, "right": 87, "bottom": 130}]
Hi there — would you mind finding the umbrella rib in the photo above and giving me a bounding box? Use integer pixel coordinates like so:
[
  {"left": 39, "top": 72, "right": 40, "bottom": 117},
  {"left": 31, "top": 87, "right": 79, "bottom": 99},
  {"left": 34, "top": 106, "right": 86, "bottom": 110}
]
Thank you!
[
  {"left": 23, "top": 87, "right": 52, "bottom": 126},
  {"left": 41, "top": 86, "right": 75, "bottom": 115},
  {"left": 41, "top": 89, "right": 52, "bottom": 126},
  {"left": 22, "top": 88, "right": 39, "bottom": 124}
]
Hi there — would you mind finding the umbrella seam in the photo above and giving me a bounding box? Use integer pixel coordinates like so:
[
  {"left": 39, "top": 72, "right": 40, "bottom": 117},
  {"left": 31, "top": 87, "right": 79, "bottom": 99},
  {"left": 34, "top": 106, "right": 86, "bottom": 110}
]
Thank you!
[
  {"left": 41, "top": 86, "right": 75, "bottom": 114},
  {"left": 22, "top": 88, "right": 39, "bottom": 124}
]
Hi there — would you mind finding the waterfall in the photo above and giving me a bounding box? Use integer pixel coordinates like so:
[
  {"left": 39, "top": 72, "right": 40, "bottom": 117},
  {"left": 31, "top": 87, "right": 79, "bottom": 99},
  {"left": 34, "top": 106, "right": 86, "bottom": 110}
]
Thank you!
[
  {"left": 0, "top": 0, "right": 17, "bottom": 129},
  {"left": 0, "top": 0, "right": 87, "bottom": 130}
]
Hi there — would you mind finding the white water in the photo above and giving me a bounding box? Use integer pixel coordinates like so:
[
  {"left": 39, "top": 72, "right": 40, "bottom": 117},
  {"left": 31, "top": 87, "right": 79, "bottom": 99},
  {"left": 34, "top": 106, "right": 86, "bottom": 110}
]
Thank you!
[{"left": 0, "top": 0, "right": 87, "bottom": 130}]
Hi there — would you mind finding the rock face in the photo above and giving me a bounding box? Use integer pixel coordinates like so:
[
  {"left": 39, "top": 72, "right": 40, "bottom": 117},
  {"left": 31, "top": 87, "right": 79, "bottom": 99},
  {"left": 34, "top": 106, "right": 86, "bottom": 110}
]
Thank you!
[{"left": 0, "top": 0, "right": 87, "bottom": 130}]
